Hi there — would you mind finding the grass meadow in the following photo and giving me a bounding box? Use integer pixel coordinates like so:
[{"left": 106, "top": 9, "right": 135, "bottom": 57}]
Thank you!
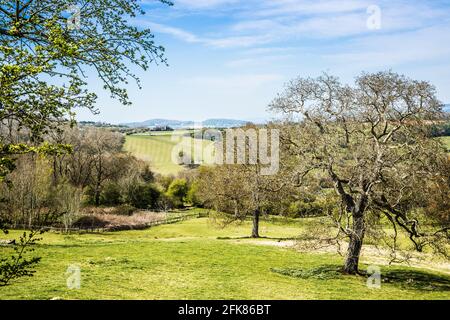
[
  {"left": 1, "top": 214, "right": 449, "bottom": 300},
  {"left": 123, "top": 131, "right": 213, "bottom": 175},
  {"left": 441, "top": 136, "right": 450, "bottom": 150}
]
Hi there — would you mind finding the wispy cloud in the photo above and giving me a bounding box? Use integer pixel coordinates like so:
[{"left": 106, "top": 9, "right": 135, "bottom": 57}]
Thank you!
[
  {"left": 144, "top": 0, "right": 450, "bottom": 50},
  {"left": 323, "top": 24, "right": 450, "bottom": 68},
  {"left": 144, "top": 21, "right": 272, "bottom": 48},
  {"left": 145, "top": 22, "right": 202, "bottom": 43}
]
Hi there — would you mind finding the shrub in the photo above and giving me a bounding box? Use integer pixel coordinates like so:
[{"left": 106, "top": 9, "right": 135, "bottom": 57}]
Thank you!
[
  {"left": 72, "top": 216, "right": 107, "bottom": 229},
  {"left": 166, "top": 179, "right": 188, "bottom": 208},
  {"left": 100, "top": 182, "right": 123, "bottom": 206},
  {"left": 127, "top": 184, "right": 161, "bottom": 210},
  {"left": 111, "top": 204, "right": 136, "bottom": 216},
  {"left": 157, "top": 193, "right": 174, "bottom": 212},
  {"left": 140, "top": 165, "right": 155, "bottom": 183},
  {"left": 287, "top": 200, "right": 324, "bottom": 218},
  {"left": 186, "top": 181, "right": 202, "bottom": 206}
]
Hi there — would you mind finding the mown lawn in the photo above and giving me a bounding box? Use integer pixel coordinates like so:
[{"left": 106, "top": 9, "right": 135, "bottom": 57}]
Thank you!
[{"left": 1, "top": 218, "right": 449, "bottom": 300}]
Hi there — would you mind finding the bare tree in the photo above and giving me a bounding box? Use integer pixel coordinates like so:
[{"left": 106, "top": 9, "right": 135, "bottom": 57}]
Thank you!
[
  {"left": 198, "top": 125, "right": 285, "bottom": 238},
  {"left": 270, "top": 71, "right": 449, "bottom": 274}
]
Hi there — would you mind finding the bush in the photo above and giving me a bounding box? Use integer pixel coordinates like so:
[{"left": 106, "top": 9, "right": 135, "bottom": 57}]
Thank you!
[
  {"left": 111, "top": 204, "right": 136, "bottom": 216},
  {"left": 127, "top": 184, "right": 161, "bottom": 210},
  {"left": 166, "top": 179, "right": 188, "bottom": 208},
  {"left": 186, "top": 181, "right": 202, "bottom": 206},
  {"left": 140, "top": 165, "right": 155, "bottom": 183},
  {"left": 287, "top": 200, "right": 323, "bottom": 218},
  {"left": 72, "top": 216, "right": 107, "bottom": 229},
  {"left": 430, "top": 122, "right": 450, "bottom": 137},
  {"left": 157, "top": 193, "right": 175, "bottom": 212},
  {"left": 100, "top": 182, "right": 123, "bottom": 206}
]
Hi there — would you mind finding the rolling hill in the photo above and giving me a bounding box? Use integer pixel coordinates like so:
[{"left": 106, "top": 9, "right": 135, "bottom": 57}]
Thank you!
[
  {"left": 123, "top": 131, "right": 214, "bottom": 175},
  {"left": 121, "top": 118, "right": 251, "bottom": 129}
]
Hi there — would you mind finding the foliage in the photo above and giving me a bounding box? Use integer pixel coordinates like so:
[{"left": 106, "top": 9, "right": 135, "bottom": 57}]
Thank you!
[
  {"left": 0, "top": 0, "right": 171, "bottom": 180},
  {"left": 127, "top": 183, "right": 161, "bottom": 210},
  {"left": 0, "top": 0, "right": 171, "bottom": 285},
  {"left": 111, "top": 204, "right": 136, "bottom": 217},
  {"left": 270, "top": 71, "right": 450, "bottom": 273},
  {"left": 100, "top": 182, "right": 123, "bottom": 206},
  {"left": 166, "top": 178, "right": 188, "bottom": 208},
  {"left": 430, "top": 122, "right": 450, "bottom": 137},
  {"left": 186, "top": 181, "right": 202, "bottom": 207},
  {"left": 0, "top": 230, "right": 43, "bottom": 286}
]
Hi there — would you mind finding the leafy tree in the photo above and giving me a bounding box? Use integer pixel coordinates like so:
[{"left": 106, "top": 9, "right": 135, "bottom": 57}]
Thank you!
[
  {"left": 270, "top": 71, "right": 450, "bottom": 274},
  {"left": 166, "top": 178, "right": 188, "bottom": 208},
  {"left": 1, "top": 0, "right": 171, "bottom": 179},
  {"left": 141, "top": 165, "right": 155, "bottom": 183},
  {"left": 186, "top": 181, "right": 202, "bottom": 207},
  {"left": 100, "top": 181, "right": 123, "bottom": 206},
  {"left": 0, "top": 0, "right": 171, "bottom": 284},
  {"left": 127, "top": 183, "right": 161, "bottom": 210}
]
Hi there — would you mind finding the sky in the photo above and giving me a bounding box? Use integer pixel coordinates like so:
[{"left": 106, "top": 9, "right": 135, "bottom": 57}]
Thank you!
[{"left": 76, "top": 0, "right": 450, "bottom": 124}]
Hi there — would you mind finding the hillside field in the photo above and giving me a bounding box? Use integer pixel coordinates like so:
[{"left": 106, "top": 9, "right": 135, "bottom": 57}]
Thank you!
[
  {"left": 123, "top": 131, "right": 213, "bottom": 175},
  {"left": 1, "top": 214, "right": 449, "bottom": 300},
  {"left": 442, "top": 136, "right": 450, "bottom": 150}
]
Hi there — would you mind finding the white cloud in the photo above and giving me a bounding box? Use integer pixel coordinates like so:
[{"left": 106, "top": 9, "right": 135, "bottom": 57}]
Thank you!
[
  {"left": 252, "top": 0, "right": 371, "bottom": 17},
  {"left": 145, "top": 22, "right": 202, "bottom": 43},
  {"left": 144, "top": 21, "right": 272, "bottom": 48},
  {"left": 322, "top": 24, "right": 450, "bottom": 68}
]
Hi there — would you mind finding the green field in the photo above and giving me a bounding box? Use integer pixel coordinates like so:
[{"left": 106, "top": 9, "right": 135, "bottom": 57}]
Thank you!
[
  {"left": 123, "top": 131, "right": 213, "bottom": 175},
  {"left": 441, "top": 136, "right": 450, "bottom": 151},
  {"left": 1, "top": 215, "right": 449, "bottom": 300}
]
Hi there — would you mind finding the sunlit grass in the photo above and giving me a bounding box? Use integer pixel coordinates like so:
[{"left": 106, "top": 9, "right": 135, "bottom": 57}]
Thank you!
[
  {"left": 123, "top": 131, "right": 213, "bottom": 175},
  {"left": 1, "top": 216, "right": 449, "bottom": 300}
]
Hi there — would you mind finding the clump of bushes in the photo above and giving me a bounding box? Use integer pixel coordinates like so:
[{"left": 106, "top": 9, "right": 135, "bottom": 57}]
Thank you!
[
  {"left": 166, "top": 178, "right": 188, "bottom": 208},
  {"left": 111, "top": 204, "right": 136, "bottom": 216},
  {"left": 79, "top": 168, "right": 202, "bottom": 213},
  {"left": 126, "top": 184, "right": 161, "bottom": 210},
  {"left": 72, "top": 216, "right": 107, "bottom": 229}
]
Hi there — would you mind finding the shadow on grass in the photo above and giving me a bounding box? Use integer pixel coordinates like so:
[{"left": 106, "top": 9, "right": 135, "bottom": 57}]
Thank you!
[
  {"left": 271, "top": 265, "right": 450, "bottom": 291},
  {"left": 381, "top": 269, "right": 450, "bottom": 292}
]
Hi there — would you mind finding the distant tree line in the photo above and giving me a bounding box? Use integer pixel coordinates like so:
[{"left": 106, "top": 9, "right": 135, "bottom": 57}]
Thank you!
[{"left": 1, "top": 125, "right": 202, "bottom": 230}]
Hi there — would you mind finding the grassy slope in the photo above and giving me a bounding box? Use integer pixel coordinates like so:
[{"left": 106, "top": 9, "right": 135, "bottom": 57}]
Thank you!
[
  {"left": 123, "top": 133, "right": 183, "bottom": 175},
  {"left": 441, "top": 136, "right": 450, "bottom": 150},
  {"left": 1, "top": 217, "right": 449, "bottom": 300},
  {"left": 123, "top": 131, "right": 213, "bottom": 175}
]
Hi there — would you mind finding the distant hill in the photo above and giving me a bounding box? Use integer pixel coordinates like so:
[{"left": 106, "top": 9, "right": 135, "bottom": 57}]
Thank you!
[
  {"left": 122, "top": 119, "right": 193, "bottom": 129},
  {"left": 201, "top": 118, "right": 248, "bottom": 128},
  {"left": 121, "top": 118, "right": 251, "bottom": 129}
]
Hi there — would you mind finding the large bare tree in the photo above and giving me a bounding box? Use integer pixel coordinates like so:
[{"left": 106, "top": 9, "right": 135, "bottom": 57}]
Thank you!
[{"left": 270, "top": 71, "right": 450, "bottom": 274}]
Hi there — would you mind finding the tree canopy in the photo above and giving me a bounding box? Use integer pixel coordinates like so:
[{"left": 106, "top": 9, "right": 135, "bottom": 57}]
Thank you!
[
  {"left": 270, "top": 71, "right": 450, "bottom": 274},
  {"left": 0, "top": 0, "right": 171, "bottom": 180}
]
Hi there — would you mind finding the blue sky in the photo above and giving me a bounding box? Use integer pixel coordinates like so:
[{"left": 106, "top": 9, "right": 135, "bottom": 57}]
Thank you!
[{"left": 76, "top": 0, "right": 450, "bottom": 124}]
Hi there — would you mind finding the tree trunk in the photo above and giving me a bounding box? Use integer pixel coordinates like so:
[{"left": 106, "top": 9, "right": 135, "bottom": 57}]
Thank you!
[
  {"left": 343, "top": 213, "right": 365, "bottom": 274},
  {"left": 251, "top": 209, "right": 260, "bottom": 238}
]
